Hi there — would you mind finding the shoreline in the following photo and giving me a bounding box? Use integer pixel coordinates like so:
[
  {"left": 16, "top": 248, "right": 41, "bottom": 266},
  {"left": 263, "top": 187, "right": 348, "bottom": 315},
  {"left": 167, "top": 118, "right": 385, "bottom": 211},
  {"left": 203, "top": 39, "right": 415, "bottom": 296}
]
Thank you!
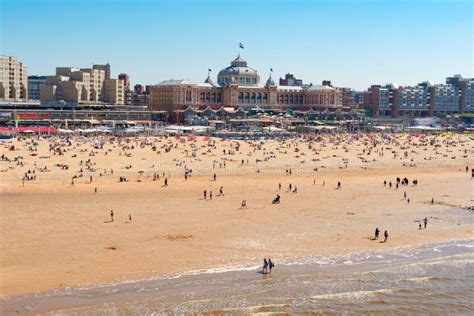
[
  {"left": 2, "top": 238, "right": 473, "bottom": 314},
  {"left": 2, "top": 235, "right": 473, "bottom": 300}
]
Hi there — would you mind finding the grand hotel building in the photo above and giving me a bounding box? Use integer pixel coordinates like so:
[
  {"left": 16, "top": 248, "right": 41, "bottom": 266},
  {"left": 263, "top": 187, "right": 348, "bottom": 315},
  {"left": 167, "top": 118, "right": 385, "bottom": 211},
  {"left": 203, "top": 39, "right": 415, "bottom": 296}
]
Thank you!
[{"left": 149, "top": 55, "right": 343, "bottom": 121}]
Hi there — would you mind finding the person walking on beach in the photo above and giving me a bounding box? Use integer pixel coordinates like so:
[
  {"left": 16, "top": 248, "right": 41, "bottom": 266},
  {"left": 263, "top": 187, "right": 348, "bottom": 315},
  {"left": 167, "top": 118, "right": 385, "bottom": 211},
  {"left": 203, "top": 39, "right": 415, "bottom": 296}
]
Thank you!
[
  {"left": 129, "top": 214, "right": 132, "bottom": 222},
  {"left": 218, "top": 186, "right": 224, "bottom": 196},
  {"left": 423, "top": 217, "right": 428, "bottom": 229},
  {"left": 164, "top": 178, "right": 168, "bottom": 186},
  {"left": 210, "top": 191, "right": 213, "bottom": 200},
  {"left": 262, "top": 258, "right": 268, "bottom": 273},
  {"left": 213, "top": 173, "right": 216, "bottom": 181},
  {"left": 375, "top": 227, "right": 380, "bottom": 240},
  {"left": 268, "top": 258, "right": 274, "bottom": 273},
  {"left": 94, "top": 187, "right": 97, "bottom": 194},
  {"left": 204, "top": 190, "right": 207, "bottom": 200},
  {"left": 336, "top": 181, "right": 341, "bottom": 190},
  {"left": 278, "top": 183, "right": 281, "bottom": 190},
  {"left": 403, "top": 191, "right": 406, "bottom": 200},
  {"left": 383, "top": 230, "right": 388, "bottom": 242},
  {"left": 110, "top": 210, "right": 114, "bottom": 222}
]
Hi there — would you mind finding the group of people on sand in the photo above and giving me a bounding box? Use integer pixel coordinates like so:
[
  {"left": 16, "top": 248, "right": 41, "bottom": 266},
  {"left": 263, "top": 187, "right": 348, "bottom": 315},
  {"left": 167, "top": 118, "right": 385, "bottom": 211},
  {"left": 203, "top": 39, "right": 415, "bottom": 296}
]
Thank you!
[
  {"left": 419, "top": 217, "right": 429, "bottom": 230},
  {"left": 203, "top": 186, "right": 224, "bottom": 200},
  {"left": 262, "top": 258, "right": 274, "bottom": 273},
  {"left": 109, "top": 210, "right": 132, "bottom": 223},
  {"left": 373, "top": 227, "right": 389, "bottom": 243}
]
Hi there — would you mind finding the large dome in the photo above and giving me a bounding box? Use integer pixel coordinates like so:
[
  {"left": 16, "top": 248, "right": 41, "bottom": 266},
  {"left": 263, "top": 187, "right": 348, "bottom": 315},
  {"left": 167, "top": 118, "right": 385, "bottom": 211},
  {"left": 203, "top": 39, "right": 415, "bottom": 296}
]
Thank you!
[{"left": 217, "top": 55, "right": 260, "bottom": 86}]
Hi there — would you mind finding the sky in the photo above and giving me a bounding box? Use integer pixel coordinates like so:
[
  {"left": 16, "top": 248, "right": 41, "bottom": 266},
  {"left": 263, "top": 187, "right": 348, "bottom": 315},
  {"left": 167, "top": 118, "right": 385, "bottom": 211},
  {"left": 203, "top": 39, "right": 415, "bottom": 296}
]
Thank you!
[{"left": 1, "top": 0, "right": 472, "bottom": 90}]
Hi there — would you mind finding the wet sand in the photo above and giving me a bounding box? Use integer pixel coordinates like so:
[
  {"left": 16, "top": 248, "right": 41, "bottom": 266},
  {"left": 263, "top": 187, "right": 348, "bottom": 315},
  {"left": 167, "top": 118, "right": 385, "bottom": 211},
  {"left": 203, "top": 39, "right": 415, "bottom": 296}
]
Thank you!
[{"left": 0, "top": 134, "right": 473, "bottom": 297}]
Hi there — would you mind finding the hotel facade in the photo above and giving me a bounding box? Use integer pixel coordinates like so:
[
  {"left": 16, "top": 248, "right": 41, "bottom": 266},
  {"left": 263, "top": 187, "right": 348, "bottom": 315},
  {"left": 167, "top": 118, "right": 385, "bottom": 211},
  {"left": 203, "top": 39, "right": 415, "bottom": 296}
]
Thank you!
[{"left": 149, "top": 55, "right": 344, "bottom": 120}]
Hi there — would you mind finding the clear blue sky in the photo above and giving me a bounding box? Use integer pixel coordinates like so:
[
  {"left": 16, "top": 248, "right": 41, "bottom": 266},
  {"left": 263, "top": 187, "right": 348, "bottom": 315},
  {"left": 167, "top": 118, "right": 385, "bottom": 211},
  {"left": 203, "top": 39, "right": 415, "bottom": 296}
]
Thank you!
[{"left": 1, "top": 0, "right": 472, "bottom": 90}]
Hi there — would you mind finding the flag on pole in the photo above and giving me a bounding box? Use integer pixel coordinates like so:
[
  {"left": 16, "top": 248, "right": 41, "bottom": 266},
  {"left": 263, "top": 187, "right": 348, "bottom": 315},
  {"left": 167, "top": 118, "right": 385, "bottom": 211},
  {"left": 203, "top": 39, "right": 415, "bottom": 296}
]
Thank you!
[
  {"left": 208, "top": 68, "right": 212, "bottom": 72},
  {"left": 239, "top": 43, "right": 244, "bottom": 49},
  {"left": 270, "top": 68, "right": 273, "bottom": 72}
]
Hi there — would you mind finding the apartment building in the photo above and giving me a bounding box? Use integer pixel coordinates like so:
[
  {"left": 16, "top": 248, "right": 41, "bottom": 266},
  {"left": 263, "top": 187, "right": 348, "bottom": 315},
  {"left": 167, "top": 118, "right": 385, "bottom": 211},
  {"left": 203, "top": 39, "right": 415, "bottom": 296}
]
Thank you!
[
  {"left": 40, "top": 63, "right": 124, "bottom": 104},
  {"left": 0, "top": 55, "right": 28, "bottom": 100},
  {"left": 28, "top": 75, "right": 47, "bottom": 100}
]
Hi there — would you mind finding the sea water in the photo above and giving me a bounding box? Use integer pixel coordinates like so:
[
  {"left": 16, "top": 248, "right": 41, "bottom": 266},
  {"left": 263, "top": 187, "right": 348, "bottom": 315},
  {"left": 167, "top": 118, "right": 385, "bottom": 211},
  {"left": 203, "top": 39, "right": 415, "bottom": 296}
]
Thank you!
[{"left": 1, "top": 239, "right": 473, "bottom": 315}]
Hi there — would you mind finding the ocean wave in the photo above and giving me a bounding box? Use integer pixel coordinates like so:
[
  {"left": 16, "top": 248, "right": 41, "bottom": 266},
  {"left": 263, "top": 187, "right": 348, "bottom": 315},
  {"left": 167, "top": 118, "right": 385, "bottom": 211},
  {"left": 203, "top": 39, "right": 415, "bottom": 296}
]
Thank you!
[{"left": 310, "top": 289, "right": 394, "bottom": 301}]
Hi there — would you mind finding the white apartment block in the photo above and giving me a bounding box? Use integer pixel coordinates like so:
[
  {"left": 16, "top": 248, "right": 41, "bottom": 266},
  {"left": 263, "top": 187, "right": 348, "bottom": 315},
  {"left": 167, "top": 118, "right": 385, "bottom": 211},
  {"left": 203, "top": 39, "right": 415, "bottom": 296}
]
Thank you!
[
  {"left": 0, "top": 55, "right": 28, "bottom": 100},
  {"left": 40, "top": 63, "right": 124, "bottom": 104}
]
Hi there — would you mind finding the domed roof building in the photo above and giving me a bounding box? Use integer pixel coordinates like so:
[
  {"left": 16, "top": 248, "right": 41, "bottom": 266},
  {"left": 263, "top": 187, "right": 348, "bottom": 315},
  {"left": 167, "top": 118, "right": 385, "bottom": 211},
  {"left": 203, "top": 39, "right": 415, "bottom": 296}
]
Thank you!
[
  {"left": 265, "top": 74, "right": 276, "bottom": 88},
  {"left": 217, "top": 54, "right": 260, "bottom": 87},
  {"left": 149, "top": 53, "right": 344, "bottom": 122}
]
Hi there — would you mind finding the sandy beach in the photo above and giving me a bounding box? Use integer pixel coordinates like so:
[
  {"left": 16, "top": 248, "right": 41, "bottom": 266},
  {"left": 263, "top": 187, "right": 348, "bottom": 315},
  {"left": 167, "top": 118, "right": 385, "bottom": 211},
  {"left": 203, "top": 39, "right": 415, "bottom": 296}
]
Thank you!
[{"left": 0, "top": 133, "right": 473, "bottom": 297}]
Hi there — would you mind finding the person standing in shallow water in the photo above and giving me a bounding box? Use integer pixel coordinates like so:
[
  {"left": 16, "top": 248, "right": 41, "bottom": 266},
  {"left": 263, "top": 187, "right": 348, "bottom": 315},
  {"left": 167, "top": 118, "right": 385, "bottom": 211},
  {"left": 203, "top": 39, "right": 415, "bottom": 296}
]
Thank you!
[
  {"left": 268, "top": 258, "right": 274, "bottom": 273},
  {"left": 384, "top": 230, "right": 388, "bottom": 242},
  {"left": 262, "top": 258, "right": 268, "bottom": 273},
  {"left": 375, "top": 227, "right": 380, "bottom": 240}
]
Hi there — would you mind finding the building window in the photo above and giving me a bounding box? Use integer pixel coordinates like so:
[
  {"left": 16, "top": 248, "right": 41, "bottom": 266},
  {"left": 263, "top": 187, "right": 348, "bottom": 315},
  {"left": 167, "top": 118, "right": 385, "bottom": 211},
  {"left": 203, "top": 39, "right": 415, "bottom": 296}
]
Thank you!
[
  {"left": 263, "top": 93, "right": 268, "bottom": 103},
  {"left": 257, "top": 92, "right": 262, "bottom": 103},
  {"left": 250, "top": 92, "right": 256, "bottom": 103},
  {"left": 238, "top": 92, "right": 243, "bottom": 102},
  {"left": 217, "top": 93, "right": 221, "bottom": 103},
  {"left": 244, "top": 92, "right": 249, "bottom": 102}
]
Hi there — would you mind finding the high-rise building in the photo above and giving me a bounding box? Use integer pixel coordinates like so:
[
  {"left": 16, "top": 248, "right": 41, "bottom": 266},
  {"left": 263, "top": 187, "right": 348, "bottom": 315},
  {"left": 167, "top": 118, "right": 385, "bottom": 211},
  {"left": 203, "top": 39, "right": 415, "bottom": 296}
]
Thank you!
[
  {"left": 446, "top": 75, "right": 474, "bottom": 113},
  {"left": 353, "top": 91, "right": 365, "bottom": 107},
  {"left": 40, "top": 64, "right": 124, "bottom": 104},
  {"left": 392, "top": 84, "right": 430, "bottom": 117},
  {"left": 28, "top": 75, "right": 47, "bottom": 100},
  {"left": 92, "top": 63, "right": 111, "bottom": 79},
  {"left": 134, "top": 84, "right": 144, "bottom": 94},
  {"left": 363, "top": 85, "right": 392, "bottom": 116},
  {"left": 428, "top": 83, "right": 460, "bottom": 115},
  {"left": 0, "top": 55, "right": 28, "bottom": 100},
  {"left": 279, "top": 74, "right": 303, "bottom": 86},
  {"left": 118, "top": 73, "right": 130, "bottom": 90},
  {"left": 322, "top": 80, "right": 333, "bottom": 87},
  {"left": 339, "top": 87, "right": 357, "bottom": 107},
  {"left": 362, "top": 75, "right": 472, "bottom": 117}
]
